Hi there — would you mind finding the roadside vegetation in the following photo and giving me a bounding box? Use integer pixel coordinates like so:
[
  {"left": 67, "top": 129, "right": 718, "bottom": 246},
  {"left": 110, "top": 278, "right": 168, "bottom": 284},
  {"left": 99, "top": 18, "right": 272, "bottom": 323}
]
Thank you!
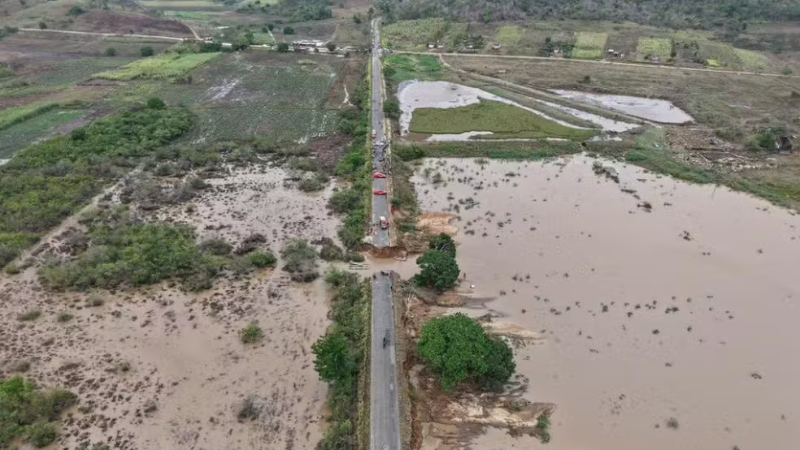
[
  {"left": 418, "top": 313, "right": 516, "bottom": 392},
  {"left": 0, "top": 102, "right": 193, "bottom": 268},
  {"left": 312, "top": 268, "right": 370, "bottom": 450},
  {"left": 329, "top": 77, "right": 370, "bottom": 249},
  {"left": 415, "top": 249, "right": 460, "bottom": 291},
  {"left": 0, "top": 377, "right": 77, "bottom": 449}
]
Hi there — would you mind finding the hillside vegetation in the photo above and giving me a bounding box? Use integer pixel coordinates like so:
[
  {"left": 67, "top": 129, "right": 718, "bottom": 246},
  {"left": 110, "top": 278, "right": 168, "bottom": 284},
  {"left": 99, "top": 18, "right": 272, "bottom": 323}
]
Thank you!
[{"left": 377, "top": 0, "right": 800, "bottom": 29}]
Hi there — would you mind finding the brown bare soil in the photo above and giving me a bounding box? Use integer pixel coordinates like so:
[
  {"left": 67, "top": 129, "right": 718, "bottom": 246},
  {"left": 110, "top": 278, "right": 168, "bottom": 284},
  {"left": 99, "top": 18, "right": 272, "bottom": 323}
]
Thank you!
[{"left": 71, "top": 10, "right": 194, "bottom": 37}]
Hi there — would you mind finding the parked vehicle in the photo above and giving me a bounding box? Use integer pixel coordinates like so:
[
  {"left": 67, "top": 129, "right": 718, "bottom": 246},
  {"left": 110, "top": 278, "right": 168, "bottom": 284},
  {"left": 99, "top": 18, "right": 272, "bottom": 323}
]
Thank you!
[
  {"left": 373, "top": 189, "right": 387, "bottom": 195},
  {"left": 372, "top": 172, "right": 386, "bottom": 179},
  {"left": 379, "top": 216, "right": 389, "bottom": 230}
]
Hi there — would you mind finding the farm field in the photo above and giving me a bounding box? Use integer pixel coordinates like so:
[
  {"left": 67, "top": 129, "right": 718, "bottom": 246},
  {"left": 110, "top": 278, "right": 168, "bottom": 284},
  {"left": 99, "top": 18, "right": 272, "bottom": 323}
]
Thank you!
[
  {"left": 156, "top": 52, "right": 363, "bottom": 142},
  {"left": 382, "top": 18, "right": 468, "bottom": 51},
  {"left": 384, "top": 54, "right": 443, "bottom": 83},
  {"left": 495, "top": 25, "right": 523, "bottom": 45},
  {"left": 0, "top": 108, "right": 87, "bottom": 159},
  {"left": 636, "top": 37, "right": 673, "bottom": 61},
  {"left": 94, "top": 52, "right": 220, "bottom": 80},
  {"left": 572, "top": 31, "right": 607, "bottom": 59},
  {"left": 409, "top": 99, "right": 597, "bottom": 140}
]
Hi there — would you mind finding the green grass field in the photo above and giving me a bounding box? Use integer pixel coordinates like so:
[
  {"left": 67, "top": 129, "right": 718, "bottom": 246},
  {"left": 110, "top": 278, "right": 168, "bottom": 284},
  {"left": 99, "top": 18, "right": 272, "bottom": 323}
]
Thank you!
[
  {"left": 409, "top": 99, "right": 598, "bottom": 140},
  {"left": 32, "top": 57, "right": 138, "bottom": 86},
  {"left": 94, "top": 53, "right": 220, "bottom": 80},
  {"left": 636, "top": 37, "right": 673, "bottom": 61},
  {"left": 0, "top": 109, "right": 87, "bottom": 159},
  {"left": 0, "top": 102, "right": 58, "bottom": 131},
  {"left": 384, "top": 54, "right": 442, "bottom": 83},
  {"left": 495, "top": 25, "right": 523, "bottom": 45},
  {"left": 572, "top": 32, "right": 607, "bottom": 59},
  {"left": 734, "top": 48, "right": 771, "bottom": 71}
]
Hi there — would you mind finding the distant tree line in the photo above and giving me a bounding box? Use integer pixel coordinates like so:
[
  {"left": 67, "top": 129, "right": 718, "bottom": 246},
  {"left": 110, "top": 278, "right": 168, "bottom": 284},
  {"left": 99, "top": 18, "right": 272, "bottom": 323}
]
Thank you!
[
  {"left": 239, "top": 0, "right": 333, "bottom": 21},
  {"left": 378, "top": 0, "right": 800, "bottom": 29}
]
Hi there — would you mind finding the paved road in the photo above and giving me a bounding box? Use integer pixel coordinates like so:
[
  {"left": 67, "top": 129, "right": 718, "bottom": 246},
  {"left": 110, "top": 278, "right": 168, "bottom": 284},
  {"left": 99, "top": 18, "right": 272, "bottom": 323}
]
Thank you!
[
  {"left": 19, "top": 28, "right": 187, "bottom": 41},
  {"left": 396, "top": 50, "right": 799, "bottom": 79},
  {"left": 371, "top": 19, "right": 391, "bottom": 248},
  {"left": 370, "top": 271, "right": 401, "bottom": 450}
]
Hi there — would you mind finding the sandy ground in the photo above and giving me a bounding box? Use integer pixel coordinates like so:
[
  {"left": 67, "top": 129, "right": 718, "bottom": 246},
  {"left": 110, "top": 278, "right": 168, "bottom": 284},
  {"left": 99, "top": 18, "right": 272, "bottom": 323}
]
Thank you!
[
  {"left": 0, "top": 164, "right": 342, "bottom": 450},
  {"left": 410, "top": 155, "right": 800, "bottom": 450}
]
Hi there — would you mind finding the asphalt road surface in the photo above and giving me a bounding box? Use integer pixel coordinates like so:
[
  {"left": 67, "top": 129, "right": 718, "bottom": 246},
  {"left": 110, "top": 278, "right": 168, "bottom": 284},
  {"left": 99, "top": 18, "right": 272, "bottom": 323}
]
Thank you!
[
  {"left": 371, "top": 19, "right": 391, "bottom": 248},
  {"left": 370, "top": 272, "right": 401, "bottom": 450}
]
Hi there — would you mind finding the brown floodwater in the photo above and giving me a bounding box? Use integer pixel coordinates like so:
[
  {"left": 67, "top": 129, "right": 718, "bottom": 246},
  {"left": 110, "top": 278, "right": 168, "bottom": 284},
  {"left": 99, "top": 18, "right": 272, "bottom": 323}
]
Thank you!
[{"left": 411, "top": 155, "right": 800, "bottom": 450}]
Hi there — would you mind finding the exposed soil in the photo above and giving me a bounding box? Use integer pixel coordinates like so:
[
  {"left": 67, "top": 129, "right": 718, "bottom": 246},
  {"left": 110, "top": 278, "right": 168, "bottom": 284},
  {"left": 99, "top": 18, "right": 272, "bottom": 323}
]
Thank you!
[{"left": 71, "top": 11, "right": 194, "bottom": 38}]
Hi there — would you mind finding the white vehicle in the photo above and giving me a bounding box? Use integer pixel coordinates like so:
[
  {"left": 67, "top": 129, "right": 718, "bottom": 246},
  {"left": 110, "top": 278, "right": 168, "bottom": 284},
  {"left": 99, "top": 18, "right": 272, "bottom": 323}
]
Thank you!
[{"left": 371, "top": 129, "right": 377, "bottom": 138}]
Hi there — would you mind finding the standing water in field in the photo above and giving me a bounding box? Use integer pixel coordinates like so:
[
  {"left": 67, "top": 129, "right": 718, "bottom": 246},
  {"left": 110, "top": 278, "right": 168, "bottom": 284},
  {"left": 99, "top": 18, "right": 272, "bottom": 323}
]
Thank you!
[
  {"left": 551, "top": 90, "right": 694, "bottom": 124},
  {"left": 412, "top": 155, "right": 800, "bottom": 450}
]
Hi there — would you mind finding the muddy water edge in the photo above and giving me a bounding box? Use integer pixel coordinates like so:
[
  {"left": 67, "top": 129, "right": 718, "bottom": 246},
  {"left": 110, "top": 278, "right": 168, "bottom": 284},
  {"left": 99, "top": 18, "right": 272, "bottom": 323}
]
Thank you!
[{"left": 410, "top": 155, "right": 800, "bottom": 450}]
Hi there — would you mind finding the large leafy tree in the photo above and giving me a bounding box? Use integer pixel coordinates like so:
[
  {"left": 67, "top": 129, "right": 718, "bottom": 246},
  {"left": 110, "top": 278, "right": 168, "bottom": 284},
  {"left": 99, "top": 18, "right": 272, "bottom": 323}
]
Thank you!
[
  {"left": 312, "top": 330, "right": 356, "bottom": 385},
  {"left": 428, "top": 233, "right": 456, "bottom": 258},
  {"left": 415, "top": 250, "right": 459, "bottom": 291},
  {"left": 418, "top": 313, "right": 515, "bottom": 391}
]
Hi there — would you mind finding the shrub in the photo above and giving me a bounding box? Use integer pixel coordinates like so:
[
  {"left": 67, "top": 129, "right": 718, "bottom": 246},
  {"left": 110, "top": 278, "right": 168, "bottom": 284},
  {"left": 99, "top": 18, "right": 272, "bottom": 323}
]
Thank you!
[
  {"left": 104, "top": 47, "right": 117, "bottom": 57},
  {"left": 18, "top": 309, "right": 41, "bottom": 321},
  {"left": 283, "top": 26, "right": 295, "bottom": 34},
  {"left": 240, "top": 322, "right": 263, "bottom": 344},
  {"left": 200, "top": 237, "right": 233, "bottom": 256},
  {"left": 5, "top": 263, "right": 20, "bottom": 274},
  {"left": 319, "top": 238, "right": 345, "bottom": 261},
  {"left": 428, "top": 233, "right": 456, "bottom": 257},
  {"left": 248, "top": 251, "right": 276, "bottom": 268},
  {"left": 418, "top": 313, "right": 515, "bottom": 391},
  {"left": 281, "top": 238, "right": 318, "bottom": 282},
  {"left": 414, "top": 250, "right": 459, "bottom": 291},
  {"left": 277, "top": 42, "right": 290, "bottom": 52},
  {"left": 0, "top": 377, "right": 76, "bottom": 448},
  {"left": 38, "top": 22, "right": 47, "bottom": 30},
  {"left": 141, "top": 46, "right": 154, "bottom": 57},
  {"left": 146, "top": 97, "right": 166, "bottom": 110},
  {"left": 57, "top": 312, "right": 73, "bottom": 323},
  {"left": 298, "top": 174, "right": 327, "bottom": 192}
]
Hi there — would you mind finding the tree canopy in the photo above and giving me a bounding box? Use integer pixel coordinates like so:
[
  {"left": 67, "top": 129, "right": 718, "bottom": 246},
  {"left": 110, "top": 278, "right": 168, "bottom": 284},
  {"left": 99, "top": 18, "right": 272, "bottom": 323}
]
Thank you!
[
  {"left": 428, "top": 233, "right": 456, "bottom": 258},
  {"left": 418, "top": 313, "right": 515, "bottom": 391},
  {"left": 415, "top": 250, "right": 459, "bottom": 291},
  {"left": 312, "top": 330, "right": 357, "bottom": 385}
]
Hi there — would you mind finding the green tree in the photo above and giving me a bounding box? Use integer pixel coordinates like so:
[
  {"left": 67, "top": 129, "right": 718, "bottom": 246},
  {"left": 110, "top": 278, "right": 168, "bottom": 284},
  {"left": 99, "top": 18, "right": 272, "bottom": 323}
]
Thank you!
[
  {"left": 428, "top": 233, "right": 455, "bottom": 257},
  {"left": 418, "top": 313, "right": 515, "bottom": 391},
  {"left": 140, "top": 46, "right": 154, "bottom": 57},
  {"left": 277, "top": 42, "right": 290, "bottom": 52},
  {"left": 312, "top": 330, "right": 356, "bottom": 384},
  {"left": 415, "top": 250, "right": 459, "bottom": 291},
  {"left": 38, "top": 21, "right": 46, "bottom": 30},
  {"left": 146, "top": 97, "right": 165, "bottom": 110},
  {"left": 326, "top": 41, "right": 337, "bottom": 52},
  {"left": 353, "top": 14, "right": 362, "bottom": 24},
  {"left": 283, "top": 26, "right": 295, "bottom": 34},
  {"left": 383, "top": 99, "right": 401, "bottom": 119},
  {"left": 267, "top": 23, "right": 274, "bottom": 31},
  {"left": 104, "top": 47, "right": 116, "bottom": 56}
]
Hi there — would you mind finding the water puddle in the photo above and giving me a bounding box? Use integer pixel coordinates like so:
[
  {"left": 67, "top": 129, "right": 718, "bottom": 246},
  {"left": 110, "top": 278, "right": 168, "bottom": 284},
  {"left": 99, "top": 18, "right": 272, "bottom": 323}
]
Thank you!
[
  {"left": 412, "top": 155, "right": 800, "bottom": 450},
  {"left": 551, "top": 90, "right": 694, "bottom": 124}
]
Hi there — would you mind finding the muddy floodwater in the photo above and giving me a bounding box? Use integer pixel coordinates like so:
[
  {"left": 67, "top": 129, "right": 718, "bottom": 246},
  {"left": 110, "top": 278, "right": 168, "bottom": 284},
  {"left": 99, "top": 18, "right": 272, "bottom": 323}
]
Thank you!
[
  {"left": 412, "top": 156, "right": 800, "bottom": 450},
  {"left": 551, "top": 90, "right": 693, "bottom": 124}
]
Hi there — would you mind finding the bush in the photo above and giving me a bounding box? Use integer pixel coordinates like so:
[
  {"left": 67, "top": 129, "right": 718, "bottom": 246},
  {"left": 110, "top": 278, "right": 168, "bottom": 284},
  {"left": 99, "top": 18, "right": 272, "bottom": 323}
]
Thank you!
[
  {"left": 4, "top": 263, "right": 20, "bottom": 274},
  {"left": 26, "top": 422, "right": 57, "bottom": 448},
  {"left": 141, "top": 46, "right": 154, "bottom": 57},
  {"left": 414, "top": 250, "right": 459, "bottom": 291},
  {"left": 57, "top": 312, "right": 73, "bottom": 323},
  {"left": 383, "top": 99, "right": 401, "bottom": 119},
  {"left": 283, "top": 26, "right": 295, "bottom": 34},
  {"left": 418, "top": 313, "right": 515, "bottom": 391},
  {"left": 428, "top": 233, "right": 456, "bottom": 257},
  {"left": 394, "top": 145, "right": 425, "bottom": 161},
  {"left": 18, "top": 309, "right": 41, "bottom": 321},
  {"left": 298, "top": 174, "right": 327, "bottom": 192},
  {"left": 328, "top": 188, "right": 362, "bottom": 214},
  {"left": 0, "top": 377, "right": 76, "bottom": 448},
  {"left": 277, "top": 42, "right": 290, "bottom": 52},
  {"left": 146, "top": 97, "right": 166, "bottom": 110},
  {"left": 319, "top": 237, "right": 345, "bottom": 261},
  {"left": 281, "top": 238, "right": 318, "bottom": 281},
  {"left": 248, "top": 251, "right": 276, "bottom": 268},
  {"left": 67, "top": 5, "right": 85, "bottom": 16},
  {"left": 200, "top": 237, "right": 233, "bottom": 256},
  {"left": 39, "top": 224, "right": 221, "bottom": 291},
  {"left": 104, "top": 47, "right": 117, "bottom": 57},
  {"left": 240, "top": 322, "right": 263, "bottom": 344}
]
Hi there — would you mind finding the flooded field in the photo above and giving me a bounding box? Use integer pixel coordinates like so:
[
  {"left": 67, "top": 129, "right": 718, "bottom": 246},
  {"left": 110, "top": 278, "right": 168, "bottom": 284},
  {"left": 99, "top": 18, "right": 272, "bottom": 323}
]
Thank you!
[
  {"left": 411, "top": 156, "right": 800, "bottom": 450},
  {"left": 551, "top": 90, "right": 694, "bottom": 124},
  {"left": 0, "top": 164, "right": 339, "bottom": 450},
  {"left": 398, "top": 81, "right": 639, "bottom": 140}
]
